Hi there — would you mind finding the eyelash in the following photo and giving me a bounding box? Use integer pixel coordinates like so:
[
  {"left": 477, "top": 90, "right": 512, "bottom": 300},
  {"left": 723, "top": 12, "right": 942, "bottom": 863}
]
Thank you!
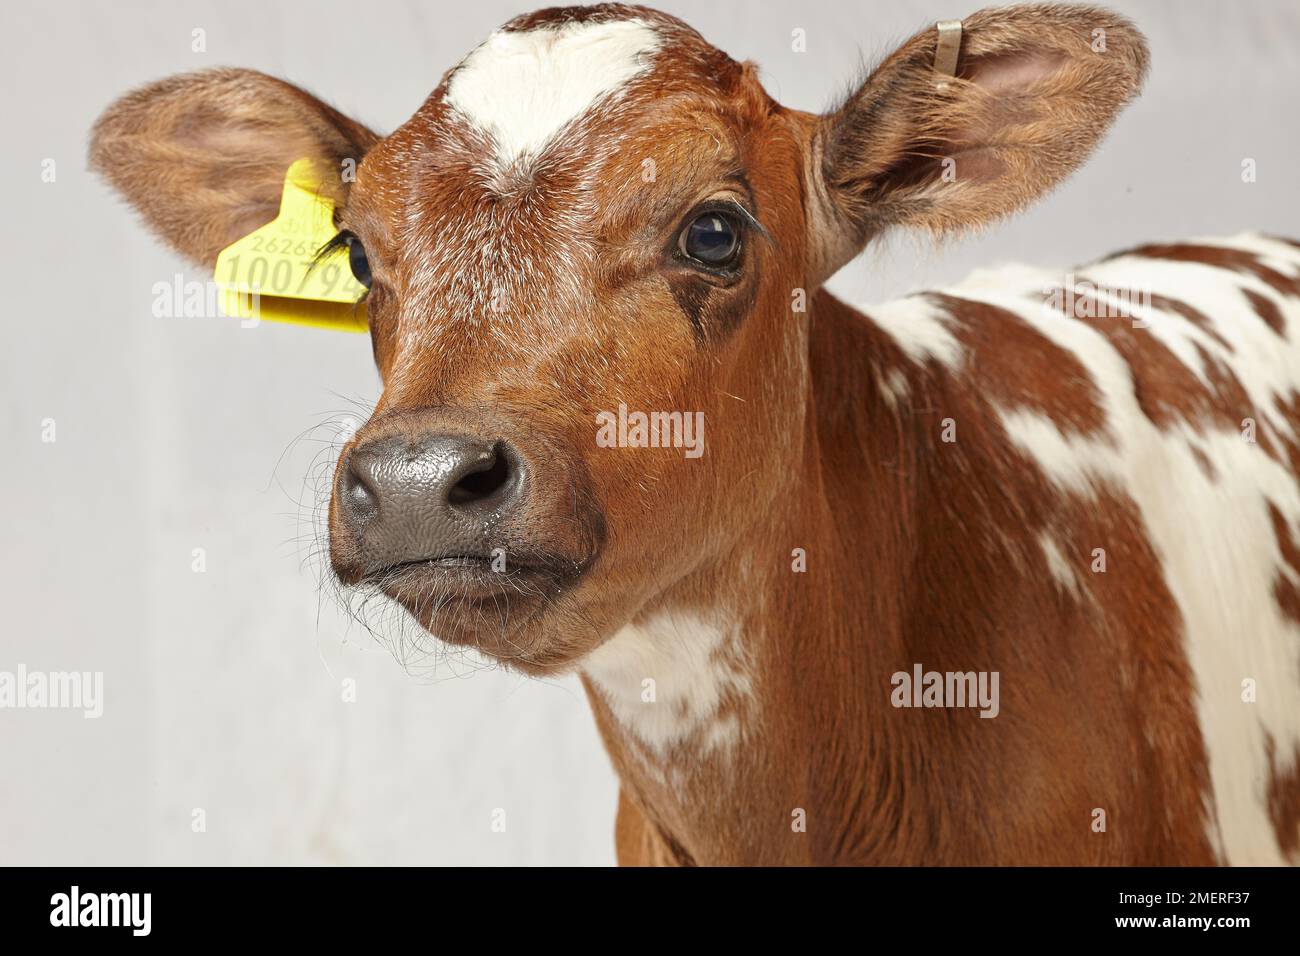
[{"left": 315, "top": 230, "right": 370, "bottom": 305}]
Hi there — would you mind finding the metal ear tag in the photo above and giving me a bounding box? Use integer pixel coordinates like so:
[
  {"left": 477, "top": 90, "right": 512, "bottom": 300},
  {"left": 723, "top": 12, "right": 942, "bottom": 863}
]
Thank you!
[{"left": 934, "top": 19, "right": 963, "bottom": 88}]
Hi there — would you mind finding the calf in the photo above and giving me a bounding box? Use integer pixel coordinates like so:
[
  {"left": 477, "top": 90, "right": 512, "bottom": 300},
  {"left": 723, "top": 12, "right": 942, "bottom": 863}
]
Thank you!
[{"left": 90, "top": 3, "right": 1300, "bottom": 864}]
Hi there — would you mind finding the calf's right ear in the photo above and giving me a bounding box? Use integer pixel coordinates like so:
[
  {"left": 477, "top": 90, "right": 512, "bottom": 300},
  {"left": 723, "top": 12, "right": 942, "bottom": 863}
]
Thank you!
[{"left": 89, "top": 68, "right": 378, "bottom": 267}]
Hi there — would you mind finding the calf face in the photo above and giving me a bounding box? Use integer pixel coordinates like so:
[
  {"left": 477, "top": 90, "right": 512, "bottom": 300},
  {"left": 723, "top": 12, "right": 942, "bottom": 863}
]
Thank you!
[{"left": 90, "top": 3, "right": 1147, "bottom": 673}]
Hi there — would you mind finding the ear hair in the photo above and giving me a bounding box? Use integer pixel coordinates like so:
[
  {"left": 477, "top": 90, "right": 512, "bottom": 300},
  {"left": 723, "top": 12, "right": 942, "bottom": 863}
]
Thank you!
[
  {"left": 813, "top": 3, "right": 1149, "bottom": 278},
  {"left": 89, "top": 68, "right": 379, "bottom": 267}
]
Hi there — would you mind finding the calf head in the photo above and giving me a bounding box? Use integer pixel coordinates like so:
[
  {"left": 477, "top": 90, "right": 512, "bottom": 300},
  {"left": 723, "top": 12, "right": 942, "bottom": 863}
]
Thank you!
[{"left": 90, "top": 4, "right": 1147, "bottom": 672}]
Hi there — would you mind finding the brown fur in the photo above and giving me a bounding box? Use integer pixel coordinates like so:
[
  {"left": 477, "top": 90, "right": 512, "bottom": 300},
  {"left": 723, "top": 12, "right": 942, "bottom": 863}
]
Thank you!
[{"left": 88, "top": 5, "right": 1287, "bottom": 865}]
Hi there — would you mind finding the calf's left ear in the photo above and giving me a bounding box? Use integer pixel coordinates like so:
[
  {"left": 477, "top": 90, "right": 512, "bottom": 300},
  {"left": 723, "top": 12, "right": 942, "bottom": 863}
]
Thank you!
[{"left": 810, "top": 3, "right": 1149, "bottom": 281}]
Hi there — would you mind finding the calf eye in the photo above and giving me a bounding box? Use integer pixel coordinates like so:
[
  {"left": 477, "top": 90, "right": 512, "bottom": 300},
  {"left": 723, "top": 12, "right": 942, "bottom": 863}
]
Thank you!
[
  {"left": 346, "top": 235, "right": 372, "bottom": 288},
  {"left": 679, "top": 212, "right": 740, "bottom": 268}
]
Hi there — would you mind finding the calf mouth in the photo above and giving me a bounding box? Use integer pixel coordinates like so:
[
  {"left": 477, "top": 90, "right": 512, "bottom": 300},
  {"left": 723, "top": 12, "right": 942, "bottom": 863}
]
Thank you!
[
  {"left": 365, "top": 552, "right": 575, "bottom": 604},
  {"left": 349, "top": 544, "right": 599, "bottom": 663}
]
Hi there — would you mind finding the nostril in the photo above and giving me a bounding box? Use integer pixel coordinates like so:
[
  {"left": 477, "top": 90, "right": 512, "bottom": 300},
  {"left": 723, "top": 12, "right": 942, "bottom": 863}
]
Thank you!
[
  {"left": 447, "top": 444, "right": 513, "bottom": 506},
  {"left": 343, "top": 456, "right": 379, "bottom": 518}
]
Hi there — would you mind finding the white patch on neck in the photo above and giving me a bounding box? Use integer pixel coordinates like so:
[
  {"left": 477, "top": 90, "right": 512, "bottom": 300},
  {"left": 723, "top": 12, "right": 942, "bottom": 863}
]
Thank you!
[
  {"left": 445, "top": 19, "right": 661, "bottom": 167},
  {"left": 581, "top": 611, "right": 752, "bottom": 759}
]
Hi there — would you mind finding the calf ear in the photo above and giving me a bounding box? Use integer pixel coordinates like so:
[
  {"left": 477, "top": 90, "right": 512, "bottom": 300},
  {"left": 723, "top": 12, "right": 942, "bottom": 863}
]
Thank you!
[
  {"left": 89, "top": 68, "right": 378, "bottom": 267},
  {"left": 810, "top": 3, "right": 1149, "bottom": 280}
]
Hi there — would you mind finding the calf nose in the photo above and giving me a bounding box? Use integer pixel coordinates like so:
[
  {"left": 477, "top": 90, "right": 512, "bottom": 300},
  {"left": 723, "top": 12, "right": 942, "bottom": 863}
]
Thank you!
[{"left": 338, "top": 434, "right": 523, "bottom": 573}]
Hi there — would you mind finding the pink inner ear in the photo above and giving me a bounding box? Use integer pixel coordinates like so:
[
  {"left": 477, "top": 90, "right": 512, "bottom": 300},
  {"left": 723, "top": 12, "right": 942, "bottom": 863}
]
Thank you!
[
  {"left": 939, "top": 49, "right": 1071, "bottom": 183},
  {"left": 967, "top": 50, "right": 1068, "bottom": 95}
]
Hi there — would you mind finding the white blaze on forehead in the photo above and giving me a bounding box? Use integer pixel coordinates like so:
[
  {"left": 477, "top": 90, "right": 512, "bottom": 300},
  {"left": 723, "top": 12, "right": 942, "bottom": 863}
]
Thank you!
[{"left": 445, "top": 19, "right": 662, "bottom": 167}]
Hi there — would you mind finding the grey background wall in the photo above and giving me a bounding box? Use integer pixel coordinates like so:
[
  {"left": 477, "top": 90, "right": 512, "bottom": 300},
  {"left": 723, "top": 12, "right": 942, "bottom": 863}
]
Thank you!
[{"left": 1, "top": 0, "right": 1297, "bottom": 865}]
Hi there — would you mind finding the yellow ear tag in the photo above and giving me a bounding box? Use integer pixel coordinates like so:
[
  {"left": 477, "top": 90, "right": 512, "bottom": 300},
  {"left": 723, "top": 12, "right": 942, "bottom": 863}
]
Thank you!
[{"left": 213, "top": 159, "right": 368, "bottom": 332}]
